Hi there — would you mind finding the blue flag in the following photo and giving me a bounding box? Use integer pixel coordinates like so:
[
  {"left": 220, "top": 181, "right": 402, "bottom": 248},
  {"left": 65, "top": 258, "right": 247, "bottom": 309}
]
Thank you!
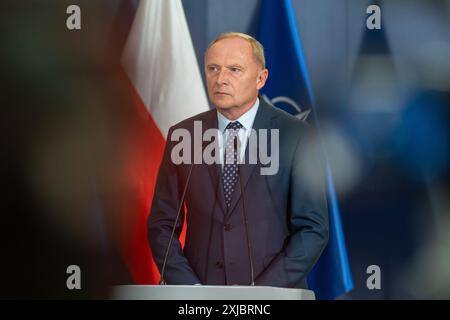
[{"left": 257, "top": 0, "right": 353, "bottom": 300}]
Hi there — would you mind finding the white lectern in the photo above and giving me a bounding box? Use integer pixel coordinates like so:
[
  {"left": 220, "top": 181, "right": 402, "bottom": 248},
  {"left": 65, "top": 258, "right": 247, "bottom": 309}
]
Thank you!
[{"left": 111, "top": 285, "right": 315, "bottom": 300}]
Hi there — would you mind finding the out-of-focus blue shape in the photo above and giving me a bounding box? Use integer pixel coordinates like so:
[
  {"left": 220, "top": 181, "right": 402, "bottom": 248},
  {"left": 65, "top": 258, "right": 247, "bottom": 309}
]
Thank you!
[{"left": 393, "top": 91, "right": 449, "bottom": 180}]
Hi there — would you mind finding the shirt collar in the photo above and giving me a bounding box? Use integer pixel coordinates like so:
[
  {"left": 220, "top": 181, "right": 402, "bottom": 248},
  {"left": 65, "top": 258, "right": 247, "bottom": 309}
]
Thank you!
[{"left": 217, "top": 97, "right": 260, "bottom": 132}]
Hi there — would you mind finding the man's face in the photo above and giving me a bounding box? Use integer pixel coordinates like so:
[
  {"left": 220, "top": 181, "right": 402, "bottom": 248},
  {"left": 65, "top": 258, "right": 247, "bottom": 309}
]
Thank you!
[{"left": 205, "top": 37, "right": 268, "bottom": 118}]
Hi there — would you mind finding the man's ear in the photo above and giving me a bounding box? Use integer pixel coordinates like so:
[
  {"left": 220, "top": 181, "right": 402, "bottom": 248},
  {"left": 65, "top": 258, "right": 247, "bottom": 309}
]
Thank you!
[{"left": 256, "top": 69, "right": 269, "bottom": 90}]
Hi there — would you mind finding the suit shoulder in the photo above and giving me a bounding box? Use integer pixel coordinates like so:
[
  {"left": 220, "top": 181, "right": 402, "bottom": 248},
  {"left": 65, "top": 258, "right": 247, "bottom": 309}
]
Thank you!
[
  {"left": 168, "top": 109, "right": 215, "bottom": 133},
  {"left": 268, "top": 103, "right": 314, "bottom": 134}
]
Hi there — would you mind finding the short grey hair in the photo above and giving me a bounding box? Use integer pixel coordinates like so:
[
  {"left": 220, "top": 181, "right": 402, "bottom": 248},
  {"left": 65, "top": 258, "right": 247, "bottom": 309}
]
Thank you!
[{"left": 206, "top": 32, "right": 266, "bottom": 69}]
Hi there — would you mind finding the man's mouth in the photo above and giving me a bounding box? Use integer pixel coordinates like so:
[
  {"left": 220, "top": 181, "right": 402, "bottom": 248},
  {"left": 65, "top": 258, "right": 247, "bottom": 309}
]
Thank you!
[{"left": 214, "top": 92, "right": 231, "bottom": 96}]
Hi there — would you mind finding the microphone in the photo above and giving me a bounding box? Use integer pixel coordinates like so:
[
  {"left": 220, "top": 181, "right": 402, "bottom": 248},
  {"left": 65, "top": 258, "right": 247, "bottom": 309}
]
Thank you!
[
  {"left": 235, "top": 137, "right": 255, "bottom": 286},
  {"left": 159, "top": 162, "right": 194, "bottom": 285}
]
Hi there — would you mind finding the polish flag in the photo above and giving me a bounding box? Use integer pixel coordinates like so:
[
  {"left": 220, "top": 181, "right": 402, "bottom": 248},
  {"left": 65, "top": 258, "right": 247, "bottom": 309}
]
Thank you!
[{"left": 119, "top": 0, "right": 209, "bottom": 284}]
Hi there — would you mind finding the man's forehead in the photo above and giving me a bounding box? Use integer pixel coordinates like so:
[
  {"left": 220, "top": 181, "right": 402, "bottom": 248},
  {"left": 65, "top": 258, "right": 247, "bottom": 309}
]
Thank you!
[
  {"left": 211, "top": 37, "right": 251, "bottom": 48},
  {"left": 206, "top": 37, "right": 253, "bottom": 61}
]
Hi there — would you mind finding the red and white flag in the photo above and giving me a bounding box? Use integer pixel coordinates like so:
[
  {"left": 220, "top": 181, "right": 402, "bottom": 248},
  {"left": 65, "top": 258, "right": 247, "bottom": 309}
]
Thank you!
[{"left": 119, "top": 0, "right": 208, "bottom": 284}]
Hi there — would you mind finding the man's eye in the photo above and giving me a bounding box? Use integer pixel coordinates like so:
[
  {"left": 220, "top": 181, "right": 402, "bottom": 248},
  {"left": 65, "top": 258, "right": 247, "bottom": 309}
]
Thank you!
[
  {"left": 230, "top": 67, "right": 241, "bottom": 73},
  {"left": 208, "top": 66, "right": 219, "bottom": 72}
]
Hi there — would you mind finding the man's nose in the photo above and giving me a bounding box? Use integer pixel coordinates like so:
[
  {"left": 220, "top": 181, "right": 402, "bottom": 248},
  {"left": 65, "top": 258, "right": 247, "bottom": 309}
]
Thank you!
[{"left": 216, "top": 69, "right": 230, "bottom": 85}]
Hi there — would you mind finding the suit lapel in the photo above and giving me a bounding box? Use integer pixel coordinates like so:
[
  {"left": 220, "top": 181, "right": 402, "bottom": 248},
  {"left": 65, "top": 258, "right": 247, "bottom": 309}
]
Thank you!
[{"left": 202, "top": 110, "right": 227, "bottom": 216}]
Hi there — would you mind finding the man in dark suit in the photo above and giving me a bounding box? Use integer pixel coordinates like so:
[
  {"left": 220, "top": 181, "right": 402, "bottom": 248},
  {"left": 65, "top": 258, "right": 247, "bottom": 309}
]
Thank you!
[{"left": 148, "top": 32, "right": 328, "bottom": 288}]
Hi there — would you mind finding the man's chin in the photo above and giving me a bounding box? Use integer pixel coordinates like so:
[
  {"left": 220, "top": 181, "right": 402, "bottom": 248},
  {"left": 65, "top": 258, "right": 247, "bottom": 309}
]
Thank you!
[{"left": 212, "top": 101, "right": 234, "bottom": 110}]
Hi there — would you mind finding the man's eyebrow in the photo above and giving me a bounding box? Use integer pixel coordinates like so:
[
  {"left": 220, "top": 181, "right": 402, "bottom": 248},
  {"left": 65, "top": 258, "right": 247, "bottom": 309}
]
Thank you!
[
  {"left": 205, "top": 63, "right": 245, "bottom": 69},
  {"left": 227, "top": 64, "right": 245, "bottom": 69}
]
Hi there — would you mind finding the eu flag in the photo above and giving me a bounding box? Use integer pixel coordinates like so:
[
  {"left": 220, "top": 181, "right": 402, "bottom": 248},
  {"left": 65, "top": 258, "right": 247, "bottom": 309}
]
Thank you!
[{"left": 257, "top": 0, "right": 354, "bottom": 300}]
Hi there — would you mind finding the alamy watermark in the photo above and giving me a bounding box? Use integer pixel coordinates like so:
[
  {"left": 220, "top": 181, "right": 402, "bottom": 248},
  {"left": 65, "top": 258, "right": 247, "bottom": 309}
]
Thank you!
[
  {"left": 366, "top": 264, "right": 381, "bottom": 290},
  {"left": 169, "top": 121, "right": 279, "bottom": 175},
  {"left": 66, "top": 265, "right": 81, "bottom": 290},
  {"left": 66, "top": 5, "right": 81, "bottom": 30},
  {"left": 366, "top": 5, "right": 381, "bottom": 30}
]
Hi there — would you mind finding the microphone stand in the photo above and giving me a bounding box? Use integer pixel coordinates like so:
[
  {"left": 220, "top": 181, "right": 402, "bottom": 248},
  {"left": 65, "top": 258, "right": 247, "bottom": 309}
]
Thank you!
[{"left": 159, "top": 163, "right": 194, "bottom": 285}]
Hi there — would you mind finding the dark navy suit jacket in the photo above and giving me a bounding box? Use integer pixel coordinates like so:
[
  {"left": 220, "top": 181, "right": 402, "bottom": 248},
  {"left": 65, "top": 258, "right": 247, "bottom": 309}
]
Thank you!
[{"left": 148, "top": 98, "right": 329, "bottom": 288}]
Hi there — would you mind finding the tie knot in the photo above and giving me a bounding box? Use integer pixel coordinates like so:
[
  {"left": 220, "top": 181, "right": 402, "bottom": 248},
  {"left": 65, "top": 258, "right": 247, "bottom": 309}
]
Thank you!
[{"left": 225, "top": 121, "right": 243, "bottom": 131}]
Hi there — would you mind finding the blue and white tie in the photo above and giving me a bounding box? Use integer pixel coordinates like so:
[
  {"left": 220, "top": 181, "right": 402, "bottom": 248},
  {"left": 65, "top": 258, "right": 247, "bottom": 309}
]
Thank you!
[{"left": 223, "top": 121, "right": 243, "bottom": 208}]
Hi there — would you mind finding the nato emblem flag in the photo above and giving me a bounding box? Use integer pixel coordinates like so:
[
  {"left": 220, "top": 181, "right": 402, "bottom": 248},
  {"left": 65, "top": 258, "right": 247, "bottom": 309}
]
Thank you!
[{"left": 257, "top": 0, "right": 354, "bottom": 300}]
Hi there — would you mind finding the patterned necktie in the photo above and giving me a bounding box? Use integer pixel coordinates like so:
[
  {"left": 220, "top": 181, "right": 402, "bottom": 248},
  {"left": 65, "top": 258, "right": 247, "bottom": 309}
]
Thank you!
[{"left": 223, "top": 121, "right": 243, "bottom": 208}]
